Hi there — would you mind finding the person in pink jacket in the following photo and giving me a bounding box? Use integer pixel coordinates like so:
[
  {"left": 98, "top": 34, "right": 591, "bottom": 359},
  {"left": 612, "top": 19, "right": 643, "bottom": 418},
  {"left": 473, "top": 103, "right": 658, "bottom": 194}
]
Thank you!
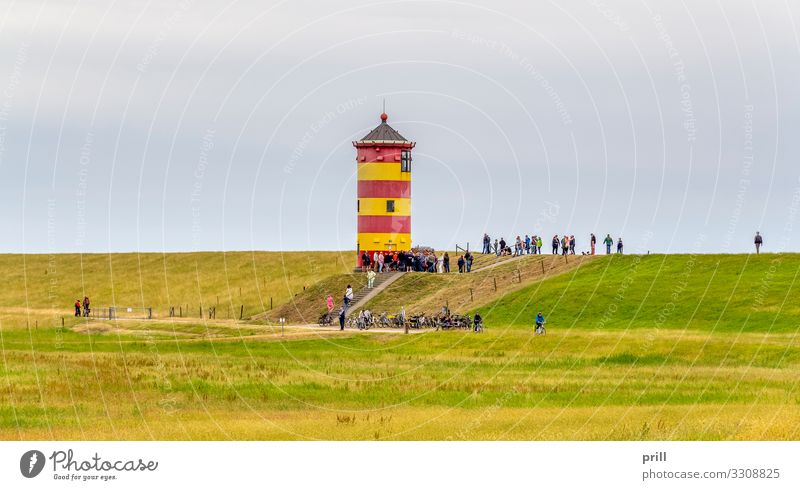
[{"left": 326, "top": 294, "right": 334, "bottom": 313}]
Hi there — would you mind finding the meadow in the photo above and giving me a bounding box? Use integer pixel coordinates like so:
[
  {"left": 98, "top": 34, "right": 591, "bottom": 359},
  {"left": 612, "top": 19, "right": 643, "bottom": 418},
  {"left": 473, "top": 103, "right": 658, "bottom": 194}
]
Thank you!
[{"left": 0, "top": 252, "right": 798, "bottom": 440}]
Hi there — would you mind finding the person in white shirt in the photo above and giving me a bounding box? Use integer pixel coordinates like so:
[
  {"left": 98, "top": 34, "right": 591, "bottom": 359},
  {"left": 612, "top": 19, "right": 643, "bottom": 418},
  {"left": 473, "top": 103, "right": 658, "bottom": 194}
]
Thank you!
[{"left": 344, "top": 285, "right": 353, "bottom": 307}]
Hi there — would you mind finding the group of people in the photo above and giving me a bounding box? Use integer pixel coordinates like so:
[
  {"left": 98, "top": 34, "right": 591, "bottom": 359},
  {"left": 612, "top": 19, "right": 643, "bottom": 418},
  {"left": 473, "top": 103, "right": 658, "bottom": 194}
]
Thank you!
[
  {"left": 483, "top": 233, "right": 624, "bottom": 256},
  {"left": 360, "top": 249, "right": 454, "bottom": 273},
  {"left": 73, "top": 296, "right": 91, "bottom": 317},
  {"left": 360, "top": 249, "right": 477, "bottom": 274},
  {"left": 484, "top": 235, "right": 544, "bottom": 256}
]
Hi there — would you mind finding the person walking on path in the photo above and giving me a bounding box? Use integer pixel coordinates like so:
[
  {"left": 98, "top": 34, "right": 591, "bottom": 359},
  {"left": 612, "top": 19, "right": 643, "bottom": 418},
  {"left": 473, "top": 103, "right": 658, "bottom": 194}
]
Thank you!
[
  {"left": 590, "top": 233, "right": 596, "bottom": 255},
  {"left": 74, "top": 299, "right": 81, "bottom": 317},
  {"left": 367, "top": 269, "right": 376, "bottom": 288},
  {"left": 82, "top": 296, "right": 90, "bottom": 317},
  {"left": 483, "top": 234, "right": 491, "bottom": 254},
  {"left": 604, "top": 234, "right": 613, "bottom": 254},
  {"left": 344, "top": 285, "right": 353, "bottom": 308},
  {"left": 552, "top": 235, "right": 559, "bottom": 254},
  {"left": 617, "top": 238, "right": 624, "bottom": 254},
  {"left": 754, "top": 232, "right": 763, "bottom": 254},
  {"left": 536, "top": 235, "right": 543, "bottom": 254},
  {"left": 326, "top": 294, "right": 334, "bottom": 313}
]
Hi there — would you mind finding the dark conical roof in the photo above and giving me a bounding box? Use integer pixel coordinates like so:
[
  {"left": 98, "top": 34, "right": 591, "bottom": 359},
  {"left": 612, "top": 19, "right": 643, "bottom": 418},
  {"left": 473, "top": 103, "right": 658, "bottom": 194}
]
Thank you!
[{"left": 358, "top": 113, "right": 408, "bottom": 142}]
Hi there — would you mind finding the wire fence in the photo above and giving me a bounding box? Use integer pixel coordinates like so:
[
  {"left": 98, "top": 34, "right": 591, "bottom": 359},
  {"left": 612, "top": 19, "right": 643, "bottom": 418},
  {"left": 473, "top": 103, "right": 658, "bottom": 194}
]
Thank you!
[{"left": 91, "top": 307, "right": 153, "bottom": 320}]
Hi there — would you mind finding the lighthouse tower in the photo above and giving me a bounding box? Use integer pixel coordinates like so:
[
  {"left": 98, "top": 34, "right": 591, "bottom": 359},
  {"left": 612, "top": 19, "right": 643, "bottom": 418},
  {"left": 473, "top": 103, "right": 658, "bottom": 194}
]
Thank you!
[{"left": 353, "top": 112, "right": 416, "bottom": 266}]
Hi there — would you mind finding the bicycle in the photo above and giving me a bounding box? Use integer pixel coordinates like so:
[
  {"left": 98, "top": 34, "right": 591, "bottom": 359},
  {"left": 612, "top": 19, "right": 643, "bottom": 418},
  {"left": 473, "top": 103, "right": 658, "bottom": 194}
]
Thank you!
[{"left": 534, "top": 322, "right": 546, "bottom": 336}]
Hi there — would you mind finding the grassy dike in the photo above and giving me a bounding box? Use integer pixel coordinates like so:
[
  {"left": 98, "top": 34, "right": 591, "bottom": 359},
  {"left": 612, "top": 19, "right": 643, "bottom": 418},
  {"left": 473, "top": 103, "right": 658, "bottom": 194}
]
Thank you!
[{"left": 0, "top": 253, "right": 798, "bottom": 440}]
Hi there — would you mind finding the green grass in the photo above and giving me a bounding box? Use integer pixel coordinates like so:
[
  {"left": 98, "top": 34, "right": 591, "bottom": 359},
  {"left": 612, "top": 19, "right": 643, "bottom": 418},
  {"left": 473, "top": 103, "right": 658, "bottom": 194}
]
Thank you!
[
  {"left": 0, "top": 251, "right": 353, "bottom": 326},
  {"left": 0, "top": 253, "right": 798, "bottom": 440},
  {"left": 478, "top": 254, "right": 800, "bottom": 332}
]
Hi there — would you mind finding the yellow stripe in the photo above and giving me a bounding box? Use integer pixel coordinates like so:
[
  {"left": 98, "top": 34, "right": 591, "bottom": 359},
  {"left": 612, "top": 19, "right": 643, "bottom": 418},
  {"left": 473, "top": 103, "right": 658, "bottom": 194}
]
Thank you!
[
  {"left": 358, "top": 233, "right": 411, "bottom": 250},
  {"left": 358, "top": 198, "right": 410, "bottom": 216},
  {"left": 357, "top": 162, "right": 411, "bottom": 182}
]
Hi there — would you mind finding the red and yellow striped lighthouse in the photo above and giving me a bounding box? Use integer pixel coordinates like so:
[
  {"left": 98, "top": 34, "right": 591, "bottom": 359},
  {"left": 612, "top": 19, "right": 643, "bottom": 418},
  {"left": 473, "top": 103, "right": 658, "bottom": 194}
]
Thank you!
[{"left": 354, "top": 112, "right": 416, "bottom": 265}]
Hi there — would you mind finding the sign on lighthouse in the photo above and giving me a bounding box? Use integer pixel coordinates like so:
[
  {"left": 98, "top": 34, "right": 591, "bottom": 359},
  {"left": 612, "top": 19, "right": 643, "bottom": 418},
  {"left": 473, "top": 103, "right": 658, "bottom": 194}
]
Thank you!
[{"left": 353, "top": 112, "right": 416, "bottom": 266}]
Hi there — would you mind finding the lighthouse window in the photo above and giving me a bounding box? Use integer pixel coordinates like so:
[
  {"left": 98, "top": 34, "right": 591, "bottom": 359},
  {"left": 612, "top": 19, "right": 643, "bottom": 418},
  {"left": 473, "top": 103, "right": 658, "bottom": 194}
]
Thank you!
[
  {"left": 400, "top": 150, "right": 411, "bottom": 172},
  {"left": 357, "top": 199, "right": 360, "bottom": 212},
  {"left": 386, "top": 200, "right": 395, "bottom": 213}
]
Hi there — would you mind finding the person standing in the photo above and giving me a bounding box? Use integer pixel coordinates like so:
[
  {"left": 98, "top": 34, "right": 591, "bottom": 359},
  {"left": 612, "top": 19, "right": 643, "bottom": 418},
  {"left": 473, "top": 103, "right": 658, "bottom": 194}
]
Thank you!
[
  {"left": 754, "top": 232, "right": 763, "bottom": 254},
  {"left": 378, "top": 252, "right": 385, "bottom": 273},
  {"left": 569, "top": 235, "right": 576, "bottom": 255},
  {"left": 604, "top": 234, "right": 613, "bottom": 254},
  {"left": 493, "top": 239, "right": 500, "bottom": 256},
  {"left": 537, "top": 235, "right": 543, "bottom": 254},
  {"left": 465, "top": 251, "right": 473, "bottom": 272},
  {"left": 373, "top": 251, "right": 379, "bottom": 271},
  {"left": 443, "top": 252, "right": 450, "bottom": 273},
  {"left": 361, "top": 251, "right": 370, "bottom": 272},
  {"left": 338, "top": 306, "right": 346, "bottom": 330},
  {"left": 483, "top": 233, "right": 491, "bottom": 254},
  {"left": 525, "top": 235, "right": 531, "bottom": 255},
  {"left": 457, "top": 255, "right": 465, "bottom": 273},
  {"left": 561, "top": 235, "right": 568, "bottom": 256},
  {"left": 344, "top": 285, "right": 353, "bottom": 308},
  {"left": 367, "top": 269, "right": 376, "bottom": 288},
  {"left": 82, "top": 296, "right": 90, "bottom": 317},
  {"left": 552, "top": 235, "right": 559, "bottom": 254},
  {"left": 74, "top": 299, "right": 81, "bottom": 317},
  {"left": 499, "top": 238, "right": 506, "bottom": 256},
  {"left": 590, "top": 233, "right": 596, "bottom": 255},
  {"left": 326, "top": 294, "right": 334, "bottom": 313},
  {"left": 437, "top": 253, "right": 444, "bottom": 273},
  {"left": 617, "top": 238, "right": 624, "bottom": 254}
]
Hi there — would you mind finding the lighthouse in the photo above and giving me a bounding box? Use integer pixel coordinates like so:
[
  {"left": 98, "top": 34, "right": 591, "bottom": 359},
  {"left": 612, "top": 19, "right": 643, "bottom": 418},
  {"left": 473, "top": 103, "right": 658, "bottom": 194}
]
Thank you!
[{"left": 353, "top": 112, "right": 416, "bottom": 266}]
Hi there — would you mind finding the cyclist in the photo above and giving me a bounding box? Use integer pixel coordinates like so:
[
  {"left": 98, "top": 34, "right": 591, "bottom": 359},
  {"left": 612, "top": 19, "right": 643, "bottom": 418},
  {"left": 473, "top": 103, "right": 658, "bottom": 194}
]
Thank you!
[
  {"left": 473, "top": 312, "right": 484, "bottom": 332},
  {"left": 535, "top": 311, "right": 545, "bottom": 334}
]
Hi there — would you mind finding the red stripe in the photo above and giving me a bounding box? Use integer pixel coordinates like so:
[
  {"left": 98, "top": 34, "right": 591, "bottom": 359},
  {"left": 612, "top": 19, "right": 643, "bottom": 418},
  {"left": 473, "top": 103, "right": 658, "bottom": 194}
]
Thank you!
[
  {"left": 358, "top": 215, "right": 411, "bottom": 233},
  {"left": 358, "top": 180, "right": 411, "bottom": 198}
]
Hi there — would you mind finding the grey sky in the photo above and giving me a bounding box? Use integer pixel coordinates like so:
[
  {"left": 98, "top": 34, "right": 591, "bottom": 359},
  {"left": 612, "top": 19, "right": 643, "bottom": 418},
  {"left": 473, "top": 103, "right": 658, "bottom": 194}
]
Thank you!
[{"left": 1, "top": 0, "right": 799, "bottom": 254}]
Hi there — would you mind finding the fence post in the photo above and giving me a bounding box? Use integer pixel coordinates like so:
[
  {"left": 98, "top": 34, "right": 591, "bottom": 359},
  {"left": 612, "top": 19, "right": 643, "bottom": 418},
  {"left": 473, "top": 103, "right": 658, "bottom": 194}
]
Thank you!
[
  {"left": 148, "top": 308, "right": 152, "bottom": 320},
  {"left": 470, "top": 288, "right": 473, "bottom": 302},
  {"left": 541, "top": 261, "right": 545, "bottom": 274},
  {"left": 493, "top": 277, "right": 497, "bottom": 291},
  {"left": 270, "top": 297, "right": 273, "bottom": 310},
  {"left": 61, "top": 317, "right": 64, "bottom": 327},
  {"left": 179, "top": 306, "right": 182, "bottom": 317},
  {"left": 199, "top": 306, "right": 202, "bottom": 318},
  {"left": 240, "top": 305, "right": 244, "bottom": 320},
  {"left": 516, "top": 269, "right": 521, "bottom": 283}
]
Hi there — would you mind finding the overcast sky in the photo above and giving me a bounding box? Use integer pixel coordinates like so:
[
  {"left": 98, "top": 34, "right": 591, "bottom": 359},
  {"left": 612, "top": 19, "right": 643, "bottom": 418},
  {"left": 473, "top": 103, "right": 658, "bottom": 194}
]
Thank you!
[{"left": 1, "top": 0, "right": 799, "bottom": 254}]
